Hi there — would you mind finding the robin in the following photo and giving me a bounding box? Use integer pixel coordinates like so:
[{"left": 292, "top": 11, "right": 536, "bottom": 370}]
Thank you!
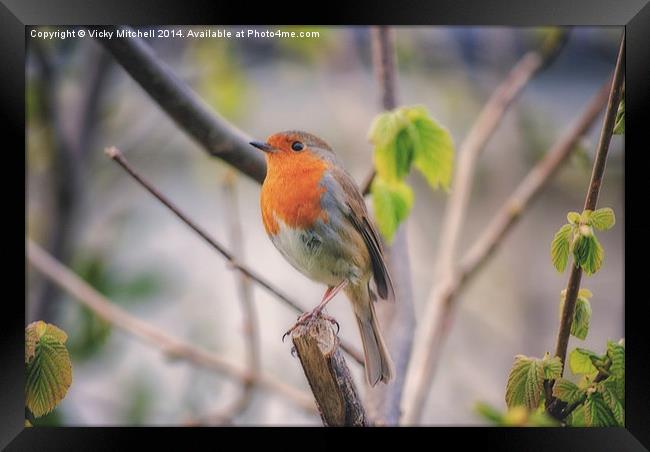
[{"left": 250, "top": 131, "right": 395, "bottom": 386}]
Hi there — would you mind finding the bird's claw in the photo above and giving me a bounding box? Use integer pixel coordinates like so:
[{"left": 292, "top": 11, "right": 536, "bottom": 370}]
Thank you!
[{"left": 281, "top": 310, "right": 340, "bottom": 342}]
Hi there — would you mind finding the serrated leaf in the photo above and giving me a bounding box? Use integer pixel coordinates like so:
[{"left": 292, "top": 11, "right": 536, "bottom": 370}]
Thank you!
[
  {"left": 613, "top": 99, "right": 624, "bottom": 135},
  {"left": 25, "top": 325, "right": 72, "bottom": 418},
  {"left": 505, "top": 355, "right": 545, "bottom": 409},
  {"left": 410, "top": 114, "right": 455, "bottom": 190},
  {"left": 567, "top": 212, "right": 581, "bottom": 224},
  {"left": 552, "top": 378, "right": 586, "bottom": 404},
  {"left": 566, "top": 403, "right": 586, "bottom": 426},
  {"left": 584, "top": 393, "right": 618, "bottom": 426},
  {"left": 572, "top": 231, "right": 604, "bottom": 275},
  {"left": 606, "top": 340, "right": 625, "bottom": 382},
  {"left": 598, "top": 383, "right": 624, "bottom": 425},
  {"left": 551, "top": 224, "right": 573, "bottom": 272},
  {"left": 602, "top": 376, "right": 624, "bottom": 408},
  {"left": 368, "top": 110, "right": 401, "bottom": 148},
  {"left": 542, "top": 355, "right": 563, "bottom": 379},
  {"left": 571, "top": 296, "right": 592, "bottom": 340},
  {"left": 370, "top": 177, "right": 414, "bottom": 243},
  {"left": 569, "top": 348, "right": 600, "bottom": 375},
  {"left": 589, "top": 208, "right": 615, "bottom": 231},
  {"left": 394, "top": 127, "right": 417, "bottom": 178},
  {"left": 371, "top": 111, "right": 418, "bottom": 183},
  {"left": 26, "top": 321, "right": 68, "bottom": 364}
]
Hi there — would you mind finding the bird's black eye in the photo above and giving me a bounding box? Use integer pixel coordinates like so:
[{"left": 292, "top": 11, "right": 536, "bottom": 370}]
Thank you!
[{"left": 291, "top": 141, "right": 304, "bottom": 152}]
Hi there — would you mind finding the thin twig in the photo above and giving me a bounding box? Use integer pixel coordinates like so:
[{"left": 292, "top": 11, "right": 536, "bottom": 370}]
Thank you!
[
  {"left": 203, "top": 171, "right": 261, "bottom": 425},
  {"left": 103, "top": 146, "right": 365, "bottom": 366},
  {"left": 401, "top": 42, "right": 559, "bottom": 425},
  {"left": 401, "top": 76, "right": 613, "bottom": 425},
  {"left": 547, "top": 34, "right": 625, "bottom": 418},
  {"left": 364, "top": 26, "right": 416, "bottom": 426},
  {"left": 434, "top": 51, "right": 544, "bottom": 279},
  {"left": 95, "top": 26, "right": 266, "bottom": 183},
  {"left": 26, "top": 239, "right": 316, "bottom": 413}
]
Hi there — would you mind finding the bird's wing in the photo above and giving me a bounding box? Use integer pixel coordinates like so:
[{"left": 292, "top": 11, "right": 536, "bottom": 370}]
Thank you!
[{"left": 327, "top": 165, "right": 395, "bottom": 302}]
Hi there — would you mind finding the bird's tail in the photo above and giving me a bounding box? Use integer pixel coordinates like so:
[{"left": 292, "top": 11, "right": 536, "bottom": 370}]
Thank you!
[{"left": 350, "top": 285, "right": 394, "bottom": 387}]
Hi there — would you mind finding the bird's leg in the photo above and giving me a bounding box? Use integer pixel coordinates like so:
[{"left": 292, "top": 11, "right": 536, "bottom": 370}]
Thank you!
[{"left": 283, "top": 280, "right": 348, "bottom": 341}]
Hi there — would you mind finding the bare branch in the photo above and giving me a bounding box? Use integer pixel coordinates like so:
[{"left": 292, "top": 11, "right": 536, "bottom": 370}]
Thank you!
[
  {"left": 548, "top": 36, "right": 625, "bottom": 419},
  {"left": 26, "top": 239, "right": 316, "bottom": 414},
  {"left": 95, "top": 26, "right": 266, "bottom": 183},
  {"left": 401, "top": 76, "right": 613, "bottom": 425},
  {"left": 434, "top": 51, "right": 544, "bottom": 279},
  {"left": 291, "top": 317, "right": 367, "bottom": 426},
  {"left": 103, "top": 146, "right": 365, "bottom": 366},
  {"left": 364, "top": 26, "right": 416, "bottom": 426},
  {"left": 194, "top": 172, "right": 260, "bottom": 425}
]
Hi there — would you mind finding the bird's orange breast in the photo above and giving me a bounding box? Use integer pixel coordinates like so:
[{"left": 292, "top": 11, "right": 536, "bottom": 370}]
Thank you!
[{"left": 261, "top": 152, "right": 330, "bottom": 235}]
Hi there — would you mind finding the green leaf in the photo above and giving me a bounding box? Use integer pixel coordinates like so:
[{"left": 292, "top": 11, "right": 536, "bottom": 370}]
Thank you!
[
  {"left": 589, "top": 207, "right": 615, "bottom": 231},
  {"left": 551, "top": 224, "right": 573, "bottom": 272},
  {"left": 527, "top": 411, "right": 561, "bottom": 427},
  {"left": 584, "top": 392, "right": 618, "bottom": 426},
  {"left": 369, "top": 105, "right": 455, "bottom": 190},
  {"left": 505, "top": 355, "right": 545, "bottom": 409},
  {"left": 559, "top": 289, "right": 593, "bottom": 339},
  {"left": 566, "top": 403, "right": 586, "bottom": 426},
  {"left": 569, "top": 348, "right": 600, "bottom": 375},
  {"left": 25, "top": 322, "right": 72, "bottom": 418},
  {"left": 26, "top": 321, "right": 67, "bottom": 364},
  {"left": 368, "top": 110, "right": 402, "bottom": 149},
  {"left": 410, "top": 112, "right": 455, "bottom": 190},
  {"left": 571, "top": 296, "right": 592, "bottom": 340},
  {"left": 567, "top": 212, "right": 581, "bottom": 224},
  {"left": 369, "top": 107, "right": 420, "bottom": 183},
  {"left": 474, "top": 402, "right": 504, "bottom": 424},
  {"left": 542, "top": 354, "right": 563, "bottom": 380},
  {"left": 613, "top": 99, "right": 624, "bottom": 135},
  {"left": 572, "top": 229, "right": 604, "bottom": 275},
  {"left": 371, "top": 177, "right": 414, "bottom": 243},
  {"left": 552, "top": 378, "right": 586, "bottom": 404},
  {"left": 606, "top": 341, "right": 625, "bottom": 376},
  {"left": 598, "top": 383, "right": 624, "bottom": 425}
]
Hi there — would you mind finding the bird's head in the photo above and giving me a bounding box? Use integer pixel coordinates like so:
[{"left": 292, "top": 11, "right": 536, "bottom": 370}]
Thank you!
[{"left": 250, "top": 131, "right": 336, "bottom": 170}]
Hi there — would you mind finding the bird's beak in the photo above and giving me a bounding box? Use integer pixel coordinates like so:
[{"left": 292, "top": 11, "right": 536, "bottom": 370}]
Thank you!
[{"left": 250, "top": 141, "right": 277, "bottom": 153}]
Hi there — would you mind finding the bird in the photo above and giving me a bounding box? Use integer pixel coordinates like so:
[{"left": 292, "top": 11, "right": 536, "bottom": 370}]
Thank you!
[{"left": 250, "top": 131, "right": 395, "bottom": 387}]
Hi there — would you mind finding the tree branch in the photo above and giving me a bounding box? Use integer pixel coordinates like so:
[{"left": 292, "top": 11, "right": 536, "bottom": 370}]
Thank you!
[
  {"left": 434, "top": 50, "right": 544, "bottom": 280},
  {"left": 193, "top": 172, "right": 261, "bottom": 425},
  {"left": 26, "top": 239, "right": 316, "bottom": 414},
  {"left": 364, "top": 26, "right": 416, "bottom": 426},
  {"left": 291, "top": 317, "right": 367, "bottom": 426},
  {"left": 401, "top": 75, "right": 613, "bottom": 425},
  {"left": 103, "top": 146, "right": 365, "bottom": 366},
  {"left": 547, "top": 35, "right": 625, "bottom": 418},
  {"left": 95, "top": 26, "right": 266, "bottom": 183}
]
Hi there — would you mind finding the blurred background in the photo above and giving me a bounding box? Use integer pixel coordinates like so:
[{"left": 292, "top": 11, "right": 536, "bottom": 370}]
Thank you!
[{"left": 26, "top": 26, "right": 624, "bottom": 426}]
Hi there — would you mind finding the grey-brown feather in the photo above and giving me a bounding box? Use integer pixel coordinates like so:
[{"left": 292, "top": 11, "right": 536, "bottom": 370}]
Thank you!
[{"left": 324, "top": 164, "right": 395, "bottom": 303}]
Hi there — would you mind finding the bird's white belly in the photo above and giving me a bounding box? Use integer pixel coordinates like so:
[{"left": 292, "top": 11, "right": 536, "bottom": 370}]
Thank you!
[{"left": 269, "top": 218, "right": 358, "bottom": 287}]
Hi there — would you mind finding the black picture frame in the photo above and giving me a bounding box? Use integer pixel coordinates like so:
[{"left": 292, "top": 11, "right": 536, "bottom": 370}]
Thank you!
[{"left": 3, "top": 0, "right": 649, "bottom": 449}]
